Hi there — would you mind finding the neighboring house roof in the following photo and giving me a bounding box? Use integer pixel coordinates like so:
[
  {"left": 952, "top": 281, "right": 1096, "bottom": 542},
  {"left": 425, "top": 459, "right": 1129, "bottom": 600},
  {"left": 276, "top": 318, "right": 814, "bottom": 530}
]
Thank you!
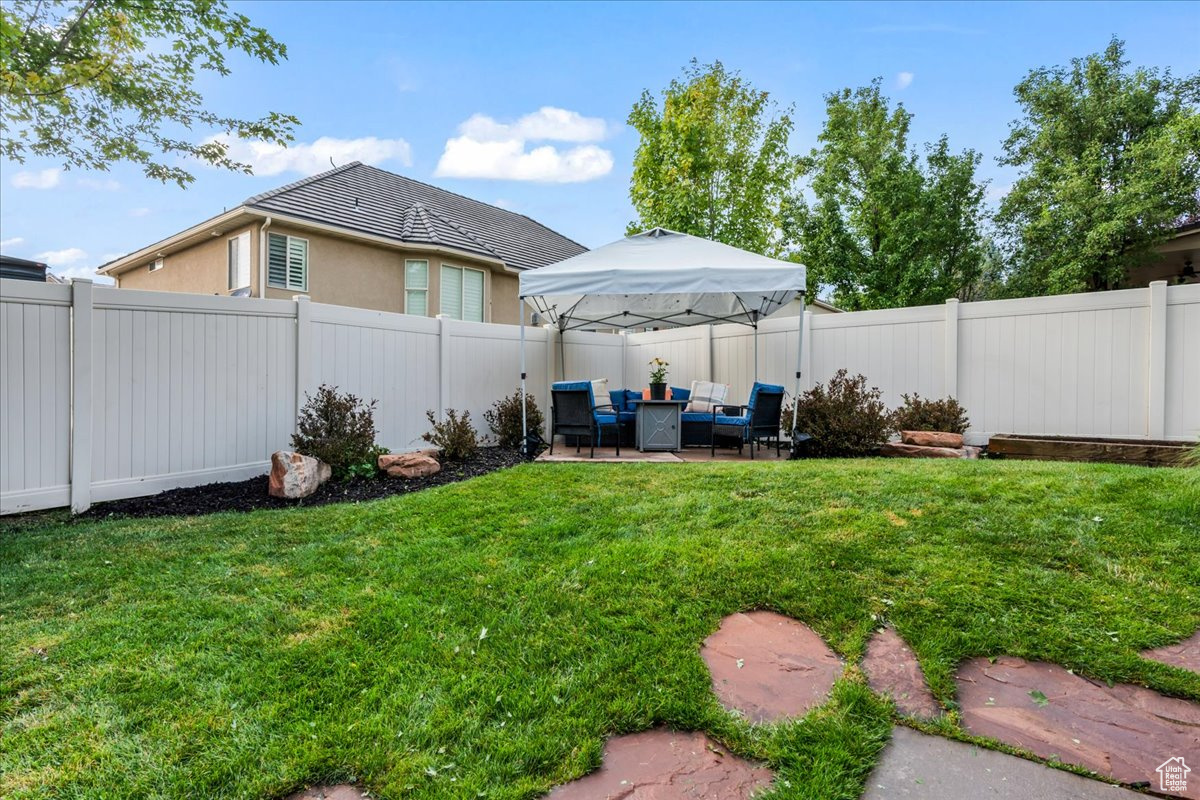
[
  {"left": 242, "top": 162, "right": 586, "bottom": 271},
  {"left": 0, "top": 254, "right": 50, "bottom": 282}
]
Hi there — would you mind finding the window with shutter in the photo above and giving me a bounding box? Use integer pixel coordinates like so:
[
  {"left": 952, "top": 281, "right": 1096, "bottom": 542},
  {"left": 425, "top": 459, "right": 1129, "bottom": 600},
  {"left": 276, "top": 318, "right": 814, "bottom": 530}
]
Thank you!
[
  {"left": 405, "top": 260, "right": 428, "bottom": 316},
  {"left": 267, "top": 233, "right": 307, "bottom": 291},
  {"left": 439, "top": 264, "right": 486, "bottom": 321},
  {"left": 462, "top": 267, "right": 484, "bottom": 322},
  {"left": 440, "top": 265, "right": 462, "bottom": 320}
]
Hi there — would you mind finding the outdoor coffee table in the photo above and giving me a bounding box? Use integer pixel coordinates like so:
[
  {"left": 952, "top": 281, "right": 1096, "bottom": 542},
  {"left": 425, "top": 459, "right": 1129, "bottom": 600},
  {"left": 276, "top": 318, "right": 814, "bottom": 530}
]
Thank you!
[{"left": 630, "top": 399, "right": 688, "bottom": 452}]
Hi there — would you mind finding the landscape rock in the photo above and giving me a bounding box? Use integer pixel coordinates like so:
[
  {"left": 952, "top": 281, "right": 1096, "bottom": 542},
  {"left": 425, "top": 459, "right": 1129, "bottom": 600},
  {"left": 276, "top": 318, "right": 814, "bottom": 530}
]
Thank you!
[
  {"left": 378, "top": 452, "right": 441, "bottom": 479},
  {"left": 956, "top": 655, "right": 1200, "bottom": 797},
  {"left": 961, "top": 445, "right": 983, "bottom": 459},
  {"left": 284, "top": 784, "right": 369, "bottom": 800},
  {"left": 546, "top": 729, "right": 772, "bottom": 799},
  {"left": 1142, "top": 630, "right": 1200, "bottom": 673},
  {"left": 269, "top": 451, "right": 332, "bottom": 499},
  {"left": 900, "top": 430, "right": 964, "bottom": 448},
  {"left": 862, "top": 627, "right": 940, "bottom": 718},
  {"left": 701, "top": 610, "right": 843, "bottom": 723},
  {"left": 880, "top": 442, "right": 963, "bottom": 459}
]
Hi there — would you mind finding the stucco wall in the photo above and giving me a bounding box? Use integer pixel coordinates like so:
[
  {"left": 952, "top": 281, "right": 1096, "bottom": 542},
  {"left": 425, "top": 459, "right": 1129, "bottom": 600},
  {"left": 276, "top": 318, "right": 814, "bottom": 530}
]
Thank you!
[
  {"left": 115, "top": 221, "right": 524, "bottom": 323},
  {"left": 116, "top": 223, "right": 259, "bottom": 295}
]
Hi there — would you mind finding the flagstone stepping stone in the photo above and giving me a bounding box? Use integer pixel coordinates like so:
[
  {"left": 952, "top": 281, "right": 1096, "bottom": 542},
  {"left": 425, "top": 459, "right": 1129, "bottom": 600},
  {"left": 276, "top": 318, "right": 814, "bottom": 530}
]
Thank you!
[
  {"left": 1142, "top": 630, "right": 1200, "bottom": 673},
  {"left": 284, "top": 786, "right": 369, "bottom": 800},
  {"left": 862, "top": 627, "right": 940, "bottom": 718},
  {"left": 956, "top": 655, "right": 1200, "bottom": 798},
  {"left": 862, "top": 726, "right": 1144, "bottom": 799},
  {"left": 545, "top": 729, "right": 772, "bottom": 799},
  {"left": 700, "top": 611, "right": 842, "bottom": 723}
]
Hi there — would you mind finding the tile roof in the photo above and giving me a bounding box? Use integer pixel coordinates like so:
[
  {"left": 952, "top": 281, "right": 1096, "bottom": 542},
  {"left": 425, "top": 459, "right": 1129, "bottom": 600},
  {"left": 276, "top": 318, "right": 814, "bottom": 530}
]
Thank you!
[{"left": 243, "top": 162, "right": 587, "bottom": 270}]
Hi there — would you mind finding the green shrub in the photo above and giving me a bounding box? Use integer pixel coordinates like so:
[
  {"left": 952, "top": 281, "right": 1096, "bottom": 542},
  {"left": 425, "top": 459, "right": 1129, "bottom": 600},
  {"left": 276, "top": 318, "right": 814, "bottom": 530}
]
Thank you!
[
  {"left": 423, "top": 409, "right": 478, "bottom": 461},
  {"left": 890, "top": 393, "right": 970, "bottom": 434},
  {"left": 788, "top": 370, "right": 892, "bottom": 457},
  {"left": 484, "top": 390, "right": 545, "bottom": 450},
  {"left": 291, "top": 385, "right": 380, "bottom": 478}
]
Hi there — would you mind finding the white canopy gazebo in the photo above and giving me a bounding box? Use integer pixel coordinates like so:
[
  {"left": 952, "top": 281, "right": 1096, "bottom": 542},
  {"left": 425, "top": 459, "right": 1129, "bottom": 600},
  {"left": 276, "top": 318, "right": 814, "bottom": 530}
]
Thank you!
[{"left": 516, "top": 228, "right": 807, "bottom": 452}]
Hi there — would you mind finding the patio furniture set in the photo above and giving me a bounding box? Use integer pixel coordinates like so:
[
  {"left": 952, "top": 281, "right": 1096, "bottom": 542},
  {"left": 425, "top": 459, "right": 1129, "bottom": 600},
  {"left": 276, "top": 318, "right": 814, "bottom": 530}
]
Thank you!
[{"left": 549, "top": 379, "right": 786, "bottom": 458}]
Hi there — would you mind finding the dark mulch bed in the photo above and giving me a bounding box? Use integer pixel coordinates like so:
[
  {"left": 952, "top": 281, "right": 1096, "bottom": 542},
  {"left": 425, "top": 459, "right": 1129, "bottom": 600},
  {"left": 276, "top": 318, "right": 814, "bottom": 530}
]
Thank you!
[{"left": 79, "top": 447, "right": 527, "bottom": 521}]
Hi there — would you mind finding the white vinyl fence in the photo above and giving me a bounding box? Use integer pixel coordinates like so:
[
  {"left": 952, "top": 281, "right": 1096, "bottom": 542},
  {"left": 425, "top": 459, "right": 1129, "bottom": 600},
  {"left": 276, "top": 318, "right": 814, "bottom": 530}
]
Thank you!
[{"left": 1, "top": 279, "right": 1197, "bottom": 515}]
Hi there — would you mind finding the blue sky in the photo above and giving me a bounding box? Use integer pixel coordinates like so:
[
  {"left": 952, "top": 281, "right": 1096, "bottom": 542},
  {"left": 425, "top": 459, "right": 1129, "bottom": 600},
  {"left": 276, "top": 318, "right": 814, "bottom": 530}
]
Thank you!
[{"left": 2, "top": 0, "right": 1197, "bottom": 282}]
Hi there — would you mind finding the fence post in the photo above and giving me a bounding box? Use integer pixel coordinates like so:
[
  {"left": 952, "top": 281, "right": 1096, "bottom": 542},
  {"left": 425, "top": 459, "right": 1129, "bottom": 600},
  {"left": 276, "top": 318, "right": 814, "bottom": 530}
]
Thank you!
[
  {"left": 69, "top": 279, "right": 93, "bottom": 514},
  {"left": 437, "top": 314, "right": 450, "bottom": 422},
  {"left": 1147, "top": 281, "right": 1167, "bottom": 438},
  {"left": 294, "top": 295, "right": 311, "bottom": 426},
  {"left": 800, "top": 309, "right": 813, "bottom": 391},
  {"left": 944, "top": 298, "right": 960, "bottom": 399}
]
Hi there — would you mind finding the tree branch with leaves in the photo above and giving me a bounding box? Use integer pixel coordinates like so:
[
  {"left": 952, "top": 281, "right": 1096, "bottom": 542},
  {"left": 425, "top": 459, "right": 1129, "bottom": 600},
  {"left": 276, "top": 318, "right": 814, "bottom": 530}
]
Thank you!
[{"left": 1, "top": 0, "right": 299, "bottom": 186}]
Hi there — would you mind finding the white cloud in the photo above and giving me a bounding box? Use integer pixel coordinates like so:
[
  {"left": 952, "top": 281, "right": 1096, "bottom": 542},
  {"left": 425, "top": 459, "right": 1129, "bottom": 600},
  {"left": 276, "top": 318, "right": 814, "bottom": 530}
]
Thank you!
[
  {"left": 896, "top": 72, "right": 914, "bottom": 89},
  {"left": 129, "top": 207, "right": 151, "bottom": 217},
  {"left": 211, "top": 135, "right": 413, "bottom": 177},
  {"left": 56, "top": 264, "right": 108, "bottom": 282},
  {"left": 77, "top": 177, "right": 122, "bottom": 191},
  {"left": 459, "top": 107, "right": 609, "bottom": 143},
  {"left": 11, "top": 168, "right": 62, "bottom": 189},
  {"left": 435, "top": 106, "right": 613, "bottom": 183},
  {"left": 36, "top": 247, "right": 88, "bottom": 267},
  {"left": 1, "top": 236, "right": 24, "bottom": 248},
  {"left": 492, "top": 198, "right": 516, "bottom": 210}
]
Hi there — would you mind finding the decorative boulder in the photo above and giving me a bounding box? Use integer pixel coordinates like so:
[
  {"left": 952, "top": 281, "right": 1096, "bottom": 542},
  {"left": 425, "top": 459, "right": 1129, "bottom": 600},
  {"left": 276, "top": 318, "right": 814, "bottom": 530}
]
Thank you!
[
  {"left": 269, "top": 451, "right": 332, "bottom": 499},
  {"left": 378, "top": 452, "right": 441, "bottom": 479},
  {"left": 900, "top": 430, "right": 964, "bottom": 448},
  {"left": 880, "top": 442, "right": 963, "bottom": 459}
]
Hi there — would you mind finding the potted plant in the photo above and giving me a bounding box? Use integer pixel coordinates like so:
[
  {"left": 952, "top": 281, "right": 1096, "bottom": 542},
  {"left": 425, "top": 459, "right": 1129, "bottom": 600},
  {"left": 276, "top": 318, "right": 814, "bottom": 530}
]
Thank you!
[{"left": 648, "top": 357, "right": 669, "bottom": 400}]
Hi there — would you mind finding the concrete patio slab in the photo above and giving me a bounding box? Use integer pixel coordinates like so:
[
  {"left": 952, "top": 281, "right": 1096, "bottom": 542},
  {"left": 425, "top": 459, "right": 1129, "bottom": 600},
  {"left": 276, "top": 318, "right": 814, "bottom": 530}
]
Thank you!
[
  {"left": 701, "top": 611, "right": 843, "bottom": 723},
  {"left": 862, "top": 627, "right": 940, "bottom": 719},
  {"left": 862, "top": 726, "right": 1143, "bottom": 799},
  {"left": 1143, "top": 630, "right": 1200, "bottom": 673},
  {"left": 956, "top": 655, "right": 1200, "bottom": 798},
  {"left": 545, "top": 729, "right": 772, "bottom": 799}
]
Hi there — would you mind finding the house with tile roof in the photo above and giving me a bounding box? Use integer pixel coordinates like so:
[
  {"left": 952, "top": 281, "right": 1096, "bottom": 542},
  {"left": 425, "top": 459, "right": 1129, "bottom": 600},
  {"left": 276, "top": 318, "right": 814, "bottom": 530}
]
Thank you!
[{"left": 98, "top": 163, "right": 588, "bottom": 324}]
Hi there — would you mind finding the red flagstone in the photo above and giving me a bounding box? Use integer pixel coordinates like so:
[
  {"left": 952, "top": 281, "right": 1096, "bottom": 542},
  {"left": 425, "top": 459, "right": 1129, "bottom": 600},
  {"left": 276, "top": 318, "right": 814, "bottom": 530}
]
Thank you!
[
  {"left": 701, "top": 611, "right": 843, "bottom": 723},
  {"left": 284, "top": 786, "right": 369, "bottom": 800},
  {"left": 862, "top": 627, "right": 940, "bottom": 718},
  {"left": 545, "top": 729, "right": 772, "bottom": 799},
  {"left": 1142, "top": 630, "right": 1200, "bottom": 673},
  {"left": 956, "top": 656, "right": 1200, "bottom": 798}
]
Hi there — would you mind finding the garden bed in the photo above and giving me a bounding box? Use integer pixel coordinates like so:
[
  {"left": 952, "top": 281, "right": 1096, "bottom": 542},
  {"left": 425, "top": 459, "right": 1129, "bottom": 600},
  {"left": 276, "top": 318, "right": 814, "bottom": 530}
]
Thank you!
[
  {"left": 79, "top": 447, "right": 525, "bottom": 520},
  {"left": 987, "top": 434, "right": 1191, "bottom": 467}
]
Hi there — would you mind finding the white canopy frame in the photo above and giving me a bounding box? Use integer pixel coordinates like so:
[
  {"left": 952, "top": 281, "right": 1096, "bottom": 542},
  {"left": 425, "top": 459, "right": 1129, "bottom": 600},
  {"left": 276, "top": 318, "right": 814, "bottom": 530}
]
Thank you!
[{"left": 517, "top": 229, "right": 807, "bottom": 455}]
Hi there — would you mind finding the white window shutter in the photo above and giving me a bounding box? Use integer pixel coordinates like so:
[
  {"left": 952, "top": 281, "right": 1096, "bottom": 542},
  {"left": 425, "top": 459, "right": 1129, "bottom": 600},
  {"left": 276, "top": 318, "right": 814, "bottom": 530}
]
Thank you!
[
  {"left": 287, "top": 237, "right": 307, "bottom": 291},
  {"left": 462, "top": 268, "right": 484, "bottom": 322},
  {"left": 268, "top": 233, "right": 287, "bottom": 287},
  {"left": 441, "top": 265, "right": 462, "bottom": 319}
]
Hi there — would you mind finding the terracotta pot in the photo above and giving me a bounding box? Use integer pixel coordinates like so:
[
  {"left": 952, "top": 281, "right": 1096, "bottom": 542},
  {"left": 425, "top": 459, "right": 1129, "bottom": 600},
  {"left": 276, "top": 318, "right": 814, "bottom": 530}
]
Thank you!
[{"left": 649, "top": 382, "right": 667, "bottom": 400}]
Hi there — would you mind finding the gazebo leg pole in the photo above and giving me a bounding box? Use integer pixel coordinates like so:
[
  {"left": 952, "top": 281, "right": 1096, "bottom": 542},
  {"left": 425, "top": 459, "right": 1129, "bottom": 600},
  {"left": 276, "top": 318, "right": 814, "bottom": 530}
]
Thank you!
[
  {"left": 519, "top": 295, "right": 528, "bottom": 457},
  {"left": 793, "top": 293, "right": 805, "bottom": 436}
]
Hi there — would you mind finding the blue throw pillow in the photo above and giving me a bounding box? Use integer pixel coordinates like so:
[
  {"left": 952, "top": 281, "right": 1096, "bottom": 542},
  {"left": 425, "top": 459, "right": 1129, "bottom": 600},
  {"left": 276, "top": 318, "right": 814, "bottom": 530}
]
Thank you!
[
  {"left": 671, "top": 386, "right": 691, "bottom": 401},
  {"left": 624, "top": 389, "right": 641, "bottom": 410},
  {"left": 609, "top": 389, "right": 628, "bottom": 412}
]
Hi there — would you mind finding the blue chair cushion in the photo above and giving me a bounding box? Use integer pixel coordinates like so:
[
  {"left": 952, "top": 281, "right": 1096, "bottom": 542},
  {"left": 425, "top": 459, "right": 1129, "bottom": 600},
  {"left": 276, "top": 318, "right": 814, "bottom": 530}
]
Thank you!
[
  {"left": 624, "top": 389, "right": 642, "bottom": 409},
  {"left": 617, "top": 410, "right": 637, "bottom": 423},
  {"left": 671, "top": 386, "right": 691, "bottom": 401},
  {"left": 554, "top": 380, "right": 596, "bottom": 407},
  {"left": 680, "top": 411, "right": 713, "bottom": 424},
  {"left": 713, "top": 414, "right": 749, "bottom": 427},
  {"left": 748, "top": 382, "right": 785, "bottom": 411},
  {"left": 609, "top": 389, "right": 628, "bottom": 412},
  {"left": 593, "top": 413, "right": 619, "bottom": 425}
]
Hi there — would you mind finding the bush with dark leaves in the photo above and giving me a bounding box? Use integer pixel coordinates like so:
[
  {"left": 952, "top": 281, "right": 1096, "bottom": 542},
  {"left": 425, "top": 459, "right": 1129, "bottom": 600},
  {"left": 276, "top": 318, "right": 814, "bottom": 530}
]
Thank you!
[
  {"left": 423, "top": 409, "right": 478, "bottom": 461},
  {"left": 890, "top": 393, "right": 970, "bottom": 434},
  {"left": 291, "top": 385, "right": 380, "bottom": 478},
  {"left": 787, "top": 369, "right": 892, "bottom": 457},
  {"left": 484, "top": 390, "right": 545, "bottom": 450}
]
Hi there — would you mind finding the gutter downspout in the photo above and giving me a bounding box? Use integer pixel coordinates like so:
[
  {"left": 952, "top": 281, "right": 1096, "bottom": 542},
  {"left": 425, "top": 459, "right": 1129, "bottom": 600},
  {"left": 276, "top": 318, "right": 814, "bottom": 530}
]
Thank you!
[{"left": 258, "top": 216, "right": 272, "bottom": 297}]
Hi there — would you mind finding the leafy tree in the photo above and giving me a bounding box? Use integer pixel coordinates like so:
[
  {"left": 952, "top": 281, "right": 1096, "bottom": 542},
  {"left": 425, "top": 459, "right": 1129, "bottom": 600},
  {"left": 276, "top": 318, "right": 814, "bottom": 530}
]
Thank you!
[
  {"left": 627, "top": 60, "right": 798, "bottom": 256},
  {"left": 996, "top": 38, "right": 1200, "bottom": 294},
  {"left": 0, "top": 0, "right": 299, "bottom": 186},
  {"left": 787, "top": 80, "right": 989, "bottom": 310}
]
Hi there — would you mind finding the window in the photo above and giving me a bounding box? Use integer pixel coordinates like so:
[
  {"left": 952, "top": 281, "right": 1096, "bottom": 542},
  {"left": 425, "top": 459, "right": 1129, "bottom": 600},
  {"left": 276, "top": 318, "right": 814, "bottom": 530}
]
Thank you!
[
  {"left": 405, "top": 260, "right": 428, "bottom": 315},
  {"left": 267, "top": 233, "right": 307, "bottom": 291},
  {"left": 440, "top": 264, "right": 484, "bottom": 322},
  {"left": 149, "top": 257, "right": 163, "bottom": 272},
  {"left": 227, "top": 232, "right": 250, "bottom": 290}
]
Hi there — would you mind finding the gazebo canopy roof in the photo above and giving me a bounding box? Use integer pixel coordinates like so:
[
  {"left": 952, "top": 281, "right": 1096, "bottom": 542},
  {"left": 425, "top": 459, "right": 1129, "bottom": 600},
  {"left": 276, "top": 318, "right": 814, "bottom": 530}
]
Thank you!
[{"left": 519, "top": 228, "right": 806, "bottom": 330}]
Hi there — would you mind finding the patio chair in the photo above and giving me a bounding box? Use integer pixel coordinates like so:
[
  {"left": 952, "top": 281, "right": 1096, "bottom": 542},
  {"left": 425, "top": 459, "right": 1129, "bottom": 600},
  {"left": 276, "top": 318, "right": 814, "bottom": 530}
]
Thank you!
[
  {"left": 550, "top": 381, "right": 621, "bottom": 458},
  {"left": 710, "top": 382, "right": 786, "bottom": 459}
]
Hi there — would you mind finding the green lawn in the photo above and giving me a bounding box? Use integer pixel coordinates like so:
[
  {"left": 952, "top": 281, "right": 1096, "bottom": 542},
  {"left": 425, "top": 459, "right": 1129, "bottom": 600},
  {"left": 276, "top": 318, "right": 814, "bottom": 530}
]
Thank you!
[{"left": 2, "top": 459, "right": 1198, "bottom": 799}]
